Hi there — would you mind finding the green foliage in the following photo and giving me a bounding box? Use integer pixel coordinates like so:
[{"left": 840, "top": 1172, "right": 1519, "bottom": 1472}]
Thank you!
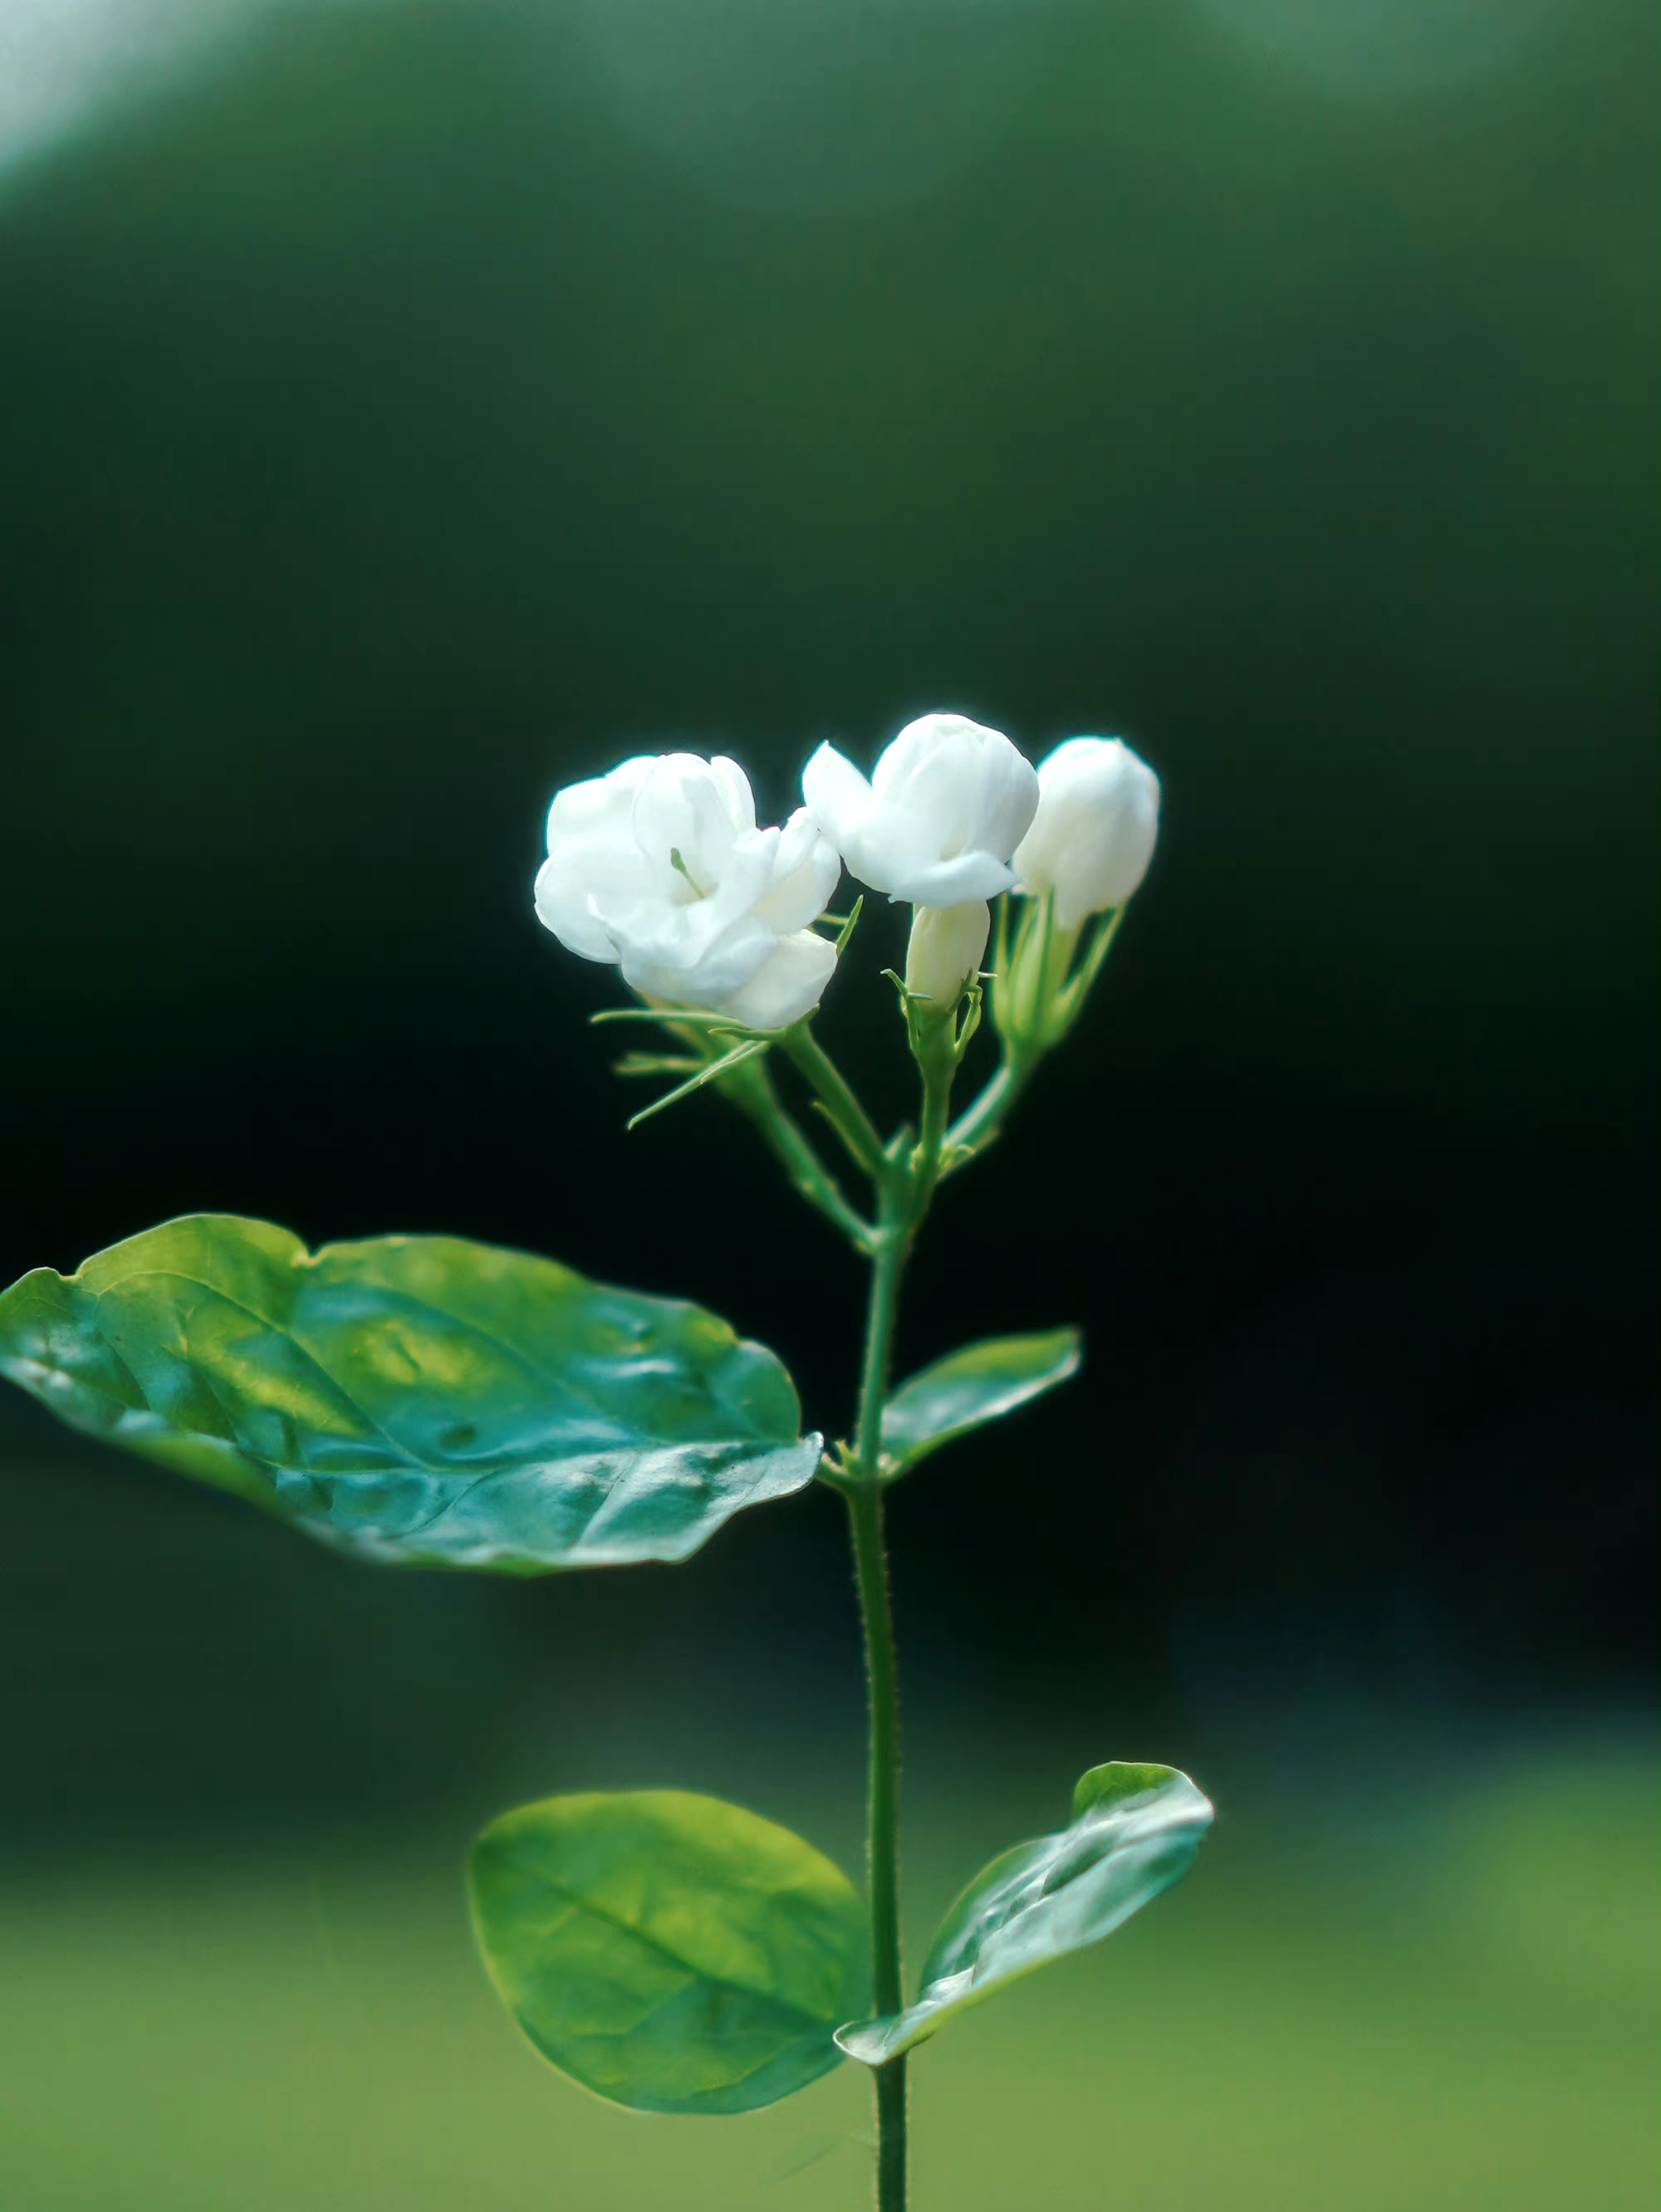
[
  {"left": 468, "top": 1789, "right": 869, "bottom": 2114},
  {"left": 836, "top": 1761, "right": 1213, "bottom": 2065},
  {"left": 879, "top": 1327, "right": 1082, "bottom": 1477},
  {"left": 0, "top": 1214, "right": 821, "bottom": 1572}
]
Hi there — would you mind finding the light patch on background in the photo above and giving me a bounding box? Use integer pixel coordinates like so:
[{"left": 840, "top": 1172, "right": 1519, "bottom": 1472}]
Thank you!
[
  {"left": 2, "top": 0, "right": 1051, "bottom": 212},
  {"left": 0, "top": 0, "right": 378, "bottom": 180},
  {"left": 0, "top": 0, "right": 1574, "bottom": 208},
  {"left": 562, "top": 0, "right": 1050, "bottom": 217},
  {"left": 1189, "top": 0, "right": 1565, "bottom": 96}
]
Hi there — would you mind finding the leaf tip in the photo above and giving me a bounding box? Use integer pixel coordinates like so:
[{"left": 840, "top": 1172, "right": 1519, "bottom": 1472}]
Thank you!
[
  {"left": 832, "top": 2019, "right": 890, "bottom": 2068},
  {"left": 1070, "top": 1759, "right": 1215, "bottom": 1830}
]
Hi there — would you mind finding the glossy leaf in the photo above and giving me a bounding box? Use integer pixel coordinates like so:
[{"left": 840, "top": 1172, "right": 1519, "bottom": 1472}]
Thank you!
[
  {"left": 469, "top": 1789, "right": 868, "bottom": 2114},
  {"left": 879, "top": 1326, "right": 1082, "bottom": 1476},
  {"left": 836, "top": 1761, "right": 1213, "bottom": 2065},
  {"left": 0, "top": 1214, "right": 821, "bottom": 1572}
]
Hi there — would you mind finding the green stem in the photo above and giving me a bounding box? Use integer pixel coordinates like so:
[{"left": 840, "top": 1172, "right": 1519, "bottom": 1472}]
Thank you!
[
  {"left": 784, "top": 1025, "right": 888, "bottom": 1178},
  {"left": 909, "top": 1017, "right": 958, "bottom": 1205},
  {"left": 847, "top": 1213, "right": 910, "bottom": 2210},
  {"left": 942, "top": 1050, "right": 1027, "bottom": 1164},
  {"left": 718, "top": 1055, "right": 875, "bottom": 1248}
]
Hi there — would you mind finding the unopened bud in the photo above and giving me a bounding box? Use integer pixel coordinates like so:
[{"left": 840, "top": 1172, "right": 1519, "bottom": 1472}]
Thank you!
[
  {"left": 1012, "top": 737, "right": 1159, "bottom": 927},
  {"left": 904, "top": 901, "right": 990, "bottom": 1010}
]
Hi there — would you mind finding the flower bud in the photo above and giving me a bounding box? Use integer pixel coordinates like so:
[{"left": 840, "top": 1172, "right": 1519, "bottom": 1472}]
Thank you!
[
  {"left": 1012, "top": 737, "right": 1160, "bottom": 927},
  {"left": 803, "top": 713, "right": 1039, "bottom": 908},
  {"left": 904, "top": 900, "right": 990, "bottom": 1011},
  {"left": 533, "top": 752, "right": 841, "bottom": 1027}
]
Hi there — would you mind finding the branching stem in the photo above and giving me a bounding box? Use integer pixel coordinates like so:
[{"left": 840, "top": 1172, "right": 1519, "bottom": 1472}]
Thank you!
[
  {"left": 718, "top": 1055, "right": 875, "bottom": 1248},
  {"left": 941, "top": 1050, "right": 1027, "bottom": 1164}
]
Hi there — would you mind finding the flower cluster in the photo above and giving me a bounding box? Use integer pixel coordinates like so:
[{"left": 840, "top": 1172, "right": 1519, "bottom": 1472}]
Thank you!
[{"left": 534, "top": 712, "right": 1160, "bottom": 1029}]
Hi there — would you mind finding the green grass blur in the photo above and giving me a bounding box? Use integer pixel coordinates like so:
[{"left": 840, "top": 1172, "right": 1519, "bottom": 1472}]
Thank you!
[{"left": 2, "top": 1754, "right": 1654, "bottom": 2210}]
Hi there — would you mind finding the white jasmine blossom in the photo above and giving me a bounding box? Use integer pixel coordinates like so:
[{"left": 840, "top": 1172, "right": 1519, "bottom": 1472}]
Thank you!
[
  {"left": 534, "top": 752, "right": 841, "bottom": 1027},
  {"left": 802, "top": 713, "right": 1039, "bottom": 908}
]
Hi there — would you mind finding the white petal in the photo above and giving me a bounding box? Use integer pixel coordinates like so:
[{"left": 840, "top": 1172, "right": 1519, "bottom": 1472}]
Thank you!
[
  {"left": 713, "top": 929, "right": 838, "bottom": 1029},
  {"left": 692, "top": 825, "right": 782, "bottom": 934},
  {"left": 884, "top": 735, "right": 978, "bottom": 859},
  {"left": 970, "top": 738, "right": 1041, "bottom": 863},
  {"left": 885, "top": 849, "right": 1015, "bottom": 906},
  {"left": 618, "top": 913, "right": 777, "bottom": 1008},
  {"left": 752, "top": 811, "right": 842, "bottom": 933},
  {"left": 630, "top": 754, "right": 744, "bottom": 889},
  {"left": 532, "top": 857, "right": 619, "bottom": 962},
  {"left": 709, "top": 754, "right": 758, "bottom": 836},
  {"left": 801, "top": 741, "right": 875, "bottom": 845},
  {"left": 545, "top": 756, "right": 654, "bottom": 854},
  {"left": 875, "top": 714, "right": 1007, "bottom": 805}
]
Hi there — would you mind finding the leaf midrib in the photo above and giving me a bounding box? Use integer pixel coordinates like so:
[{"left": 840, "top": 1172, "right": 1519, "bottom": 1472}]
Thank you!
[
  {"left": 507, "top": 1861, "right": 850, "bottom": 2030},
  {"left": 78, "top": 1260, "right": 775, "bottom": 1480}
]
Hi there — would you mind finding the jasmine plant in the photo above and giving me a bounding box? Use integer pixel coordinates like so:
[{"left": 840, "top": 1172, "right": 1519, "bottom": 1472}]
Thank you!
[{"left": 0, "top": 710, "right": 1208, "bottom": 2210}]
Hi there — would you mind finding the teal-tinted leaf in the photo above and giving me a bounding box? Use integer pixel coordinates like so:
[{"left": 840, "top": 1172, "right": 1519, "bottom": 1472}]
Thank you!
[
  {"left": 836, "top": 1761, "right": 1213, "bottom": 2065},
  {"left": 0, "top": 1215, "right": 821, "bottom": 1573},
  {"left": 879, "top": 1326, "right": 1082, "bottom": 1476},
  {"left": 469, "top": 1789, "right": 869, "bottom": 2114}
]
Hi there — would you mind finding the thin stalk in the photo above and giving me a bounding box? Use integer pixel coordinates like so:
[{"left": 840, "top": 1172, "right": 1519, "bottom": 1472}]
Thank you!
[
  {"left": 719, "top": 1056, "right": 875, "bottom": 1248},
  {"left": 942, "top": 1050, "right": 1026, "bottom": 1163},
  {"left": 909, "top": 1018, "right": 958, "bottom": 1203},
  {"left": 784, "top": 1026, "right": 888, "bottom": 1177},
  {"left": 847, "top": 1216, "right": 910, "bottom": 2211}
]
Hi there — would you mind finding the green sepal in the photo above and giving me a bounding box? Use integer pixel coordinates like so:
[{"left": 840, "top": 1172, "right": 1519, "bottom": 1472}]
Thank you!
[
  {"left": 879, "top": 1326, "right": 1083, "bottom": 1477},
  {"left": 835, "top": 1761, "right": 1213, "bottom": 2065},
  {"left": 0, "top": 1215, "right": 821, "bottom": 1573},
  {"left": 994, "top": 892, "right": 1129, "bottom": 1060},
  {"left": 469, "top": 1789, "right": 869, "bottom": 2114},
  {"left": 626, "top": 1035, "right": 772, "bottom": 1128},
  {"left": 829, "top": 894, "right": 865, "bottom": 956}
]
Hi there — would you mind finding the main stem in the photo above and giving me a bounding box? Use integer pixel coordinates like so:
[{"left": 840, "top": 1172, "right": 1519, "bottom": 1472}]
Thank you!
[{"left": 847, "top": 1219, "right": 909, "bottom": 2211}]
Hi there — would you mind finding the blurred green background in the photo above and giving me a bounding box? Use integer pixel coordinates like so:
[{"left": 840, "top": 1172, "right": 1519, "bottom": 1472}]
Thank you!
[{"left": 0, "top": 0, "right": 1656, "bottom": 2205}]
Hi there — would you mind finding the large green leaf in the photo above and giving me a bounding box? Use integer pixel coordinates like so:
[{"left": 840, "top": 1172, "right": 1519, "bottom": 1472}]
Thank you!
[
  {"left": 879, "top": 1326, "right": 1082, "bottom": 1476},
  {"left": 469, "top": 1789, "right": 868, "bottom": 2114},
  {"left": 0, "top": 1215, "right": 821, "bottom": 1572},
  {"left": 835, "top": 1762, "right": 1213, "bottom": 2066}
]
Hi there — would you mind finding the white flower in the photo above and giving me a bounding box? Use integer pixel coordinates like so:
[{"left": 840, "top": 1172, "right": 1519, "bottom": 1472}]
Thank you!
[
  {"left": 1012, "top": 737, "right": 1160, "bottom": 927},
  {"left": 534, "top": 752, "right": 841, "bottom": 1028},
  {"left": 904, "top": 901, "right": 991, "bottom": 1009},
  {"left": 802, "top": 713, "right": 1040, "bottom": 907}
]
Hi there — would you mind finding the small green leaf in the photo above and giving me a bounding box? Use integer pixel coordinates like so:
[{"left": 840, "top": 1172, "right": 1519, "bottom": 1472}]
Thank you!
[
  {"left": 835, "top": 1761, "right": 1213, "bottom": 2066},
  {"left": 627, "top": 1036, "right": 772, "bottom": 1129},
  {"left": 590, "top": 1006, "right": 749, "bottom": 1028},
  {"left": 0, "top": 1215, "right": 821, "bottom": 1573},
  {"left": 830, "top": 894, "right": 865, "bottom": 956},
  {"left": 469, "top": 1789, "right": 869, "bottom": 2114},
  {"left": 613, "top": 1051, "right": 704, "bottom": 1079},
  {"left": 879, "top": 1326, "right": 1083, "bottom": 1476}
]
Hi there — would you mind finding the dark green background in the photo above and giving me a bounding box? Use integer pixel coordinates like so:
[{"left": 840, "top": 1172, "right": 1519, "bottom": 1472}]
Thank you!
[{"left": 0, "top": 3, "right": 1655, "bottom": 2204}]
